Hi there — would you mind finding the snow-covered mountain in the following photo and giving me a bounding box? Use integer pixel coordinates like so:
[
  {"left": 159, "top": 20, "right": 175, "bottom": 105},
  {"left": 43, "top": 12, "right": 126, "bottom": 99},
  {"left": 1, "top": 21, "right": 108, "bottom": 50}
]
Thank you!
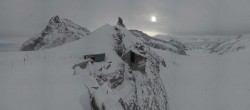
[
  {"left": 51, "top": 18, "right": 170, "bottom": 110},
  {"left": 203, "top": 35, "right": 250, "bottom": 55},
  {"left": 130, "top": 30, "right": 187, "bottom": 55},
  {"left": 157, "top": 34, "right": 250, "bottom": 55},
  {"left": 182, "top": 35, "right": 250, "bottom": 55},
  {"left": 20, "top": 16, "right": 90, "bottom": 51},
  {"left": 3, "top": 17, "right": 250, "bottom": 110}
]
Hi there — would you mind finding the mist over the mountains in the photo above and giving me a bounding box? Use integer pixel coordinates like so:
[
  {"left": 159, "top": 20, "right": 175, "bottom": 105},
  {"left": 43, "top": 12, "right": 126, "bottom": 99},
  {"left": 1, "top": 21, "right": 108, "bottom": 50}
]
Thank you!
[{"left": 1, "top": 0, "right": 250, "bottom": 50}]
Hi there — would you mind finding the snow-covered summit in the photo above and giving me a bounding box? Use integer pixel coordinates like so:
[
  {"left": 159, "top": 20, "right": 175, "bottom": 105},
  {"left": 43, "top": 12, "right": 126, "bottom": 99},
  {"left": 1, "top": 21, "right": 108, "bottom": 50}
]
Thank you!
[
  {"left": 20, "top": 15, "right": 90, "bottom": 51},
  {"left": 16, "top": 16, "right": 172, "bottom": 110},
  {"left": 51, "top": 18, "right": 169, "bottom": 109}
]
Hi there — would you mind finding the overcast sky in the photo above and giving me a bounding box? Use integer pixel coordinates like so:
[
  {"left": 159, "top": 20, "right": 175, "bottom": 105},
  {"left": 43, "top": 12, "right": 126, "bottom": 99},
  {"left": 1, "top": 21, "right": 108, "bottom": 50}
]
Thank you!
[{"left": 1, "top": 0, "right": 250, "bottom": 46}]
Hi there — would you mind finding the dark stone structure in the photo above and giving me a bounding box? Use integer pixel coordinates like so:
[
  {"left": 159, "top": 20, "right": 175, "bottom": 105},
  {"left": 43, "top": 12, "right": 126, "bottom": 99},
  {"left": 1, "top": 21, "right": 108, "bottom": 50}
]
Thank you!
[
  {"left": 122, "top": 50, "right": 147, "bottom": 72},
  {"left": 84, "top": 53, "right": 105, "bottom": 62}
]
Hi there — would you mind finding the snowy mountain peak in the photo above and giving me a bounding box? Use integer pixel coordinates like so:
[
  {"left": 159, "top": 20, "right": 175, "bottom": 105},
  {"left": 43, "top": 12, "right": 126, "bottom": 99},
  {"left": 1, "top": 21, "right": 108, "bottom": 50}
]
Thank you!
[
  {"left": 49, "top": 15, "right": 61, "bottom": 24},
  {"left": 20, "top": 16, "right": 90, "bottom": 51},
  {"left": 53, "top": 21, "right": 169, "bottom": 110},
  {"left": 117, "top": 17, "right": 126, "bottom": 28}
]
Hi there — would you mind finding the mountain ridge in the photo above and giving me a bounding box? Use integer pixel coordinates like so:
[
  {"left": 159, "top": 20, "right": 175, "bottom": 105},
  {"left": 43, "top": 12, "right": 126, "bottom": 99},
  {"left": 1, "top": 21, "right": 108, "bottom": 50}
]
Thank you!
[{"left": 20, "top": 15, "right": 90, "bottom": 51}]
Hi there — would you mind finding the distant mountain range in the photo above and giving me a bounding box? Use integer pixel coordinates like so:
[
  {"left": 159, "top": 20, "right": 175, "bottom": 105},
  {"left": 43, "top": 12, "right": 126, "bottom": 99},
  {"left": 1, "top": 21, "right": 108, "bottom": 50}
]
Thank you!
[
  {"left": 178, "top": 34, "right": 250, "bottom": 55},
  {"left": 20, "top": 16, "right": 188, "bottom": 56},
  {"left": 20, "top": 16, "right": 250, "bottom": 55}
]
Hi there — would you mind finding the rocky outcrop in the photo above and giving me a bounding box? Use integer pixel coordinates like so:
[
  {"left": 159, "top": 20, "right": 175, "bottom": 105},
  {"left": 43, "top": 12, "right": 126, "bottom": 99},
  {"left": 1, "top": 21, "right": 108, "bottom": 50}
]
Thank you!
[{"left": 117, "top": 17, "right": 126, "bottom": 28}]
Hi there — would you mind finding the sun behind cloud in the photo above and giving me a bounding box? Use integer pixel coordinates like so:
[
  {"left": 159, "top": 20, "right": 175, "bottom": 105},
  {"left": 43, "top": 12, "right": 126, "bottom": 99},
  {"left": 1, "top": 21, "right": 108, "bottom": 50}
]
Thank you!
[{"left": 151, "top": 16, "right": 157, "bottom": 22}]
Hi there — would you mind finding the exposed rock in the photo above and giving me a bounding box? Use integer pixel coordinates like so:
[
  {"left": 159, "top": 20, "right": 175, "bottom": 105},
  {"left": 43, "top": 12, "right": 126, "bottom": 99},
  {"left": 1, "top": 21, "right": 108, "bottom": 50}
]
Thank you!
[{"left": 117, "top": 17, "right": 126, "bottom": 28}]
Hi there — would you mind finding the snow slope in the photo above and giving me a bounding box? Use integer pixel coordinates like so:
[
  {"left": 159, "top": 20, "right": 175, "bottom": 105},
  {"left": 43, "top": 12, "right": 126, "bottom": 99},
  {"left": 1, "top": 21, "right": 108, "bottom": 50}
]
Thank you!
[
  {"left": 157, "top": 48, "right": 250, "bottom": 110},
  {"left": 0, "top": 51, "right": 87, "bottom": 110},
  {"left": 2, "top": 33, "right": 250, "bottom": 110}
]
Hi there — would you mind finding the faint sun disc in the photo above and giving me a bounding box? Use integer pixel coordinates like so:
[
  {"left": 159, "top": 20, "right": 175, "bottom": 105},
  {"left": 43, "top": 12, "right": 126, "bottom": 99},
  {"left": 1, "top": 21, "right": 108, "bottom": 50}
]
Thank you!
[{"left": 151, "top": 16, "right": 157, "bottom": 22}]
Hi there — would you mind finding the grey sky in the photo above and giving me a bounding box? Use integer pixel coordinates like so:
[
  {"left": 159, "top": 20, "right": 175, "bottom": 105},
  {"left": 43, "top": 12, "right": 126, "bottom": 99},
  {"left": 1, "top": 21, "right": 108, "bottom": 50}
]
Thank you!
[{"left": 1, "top": 0, "right": 250, "bottom": 46}]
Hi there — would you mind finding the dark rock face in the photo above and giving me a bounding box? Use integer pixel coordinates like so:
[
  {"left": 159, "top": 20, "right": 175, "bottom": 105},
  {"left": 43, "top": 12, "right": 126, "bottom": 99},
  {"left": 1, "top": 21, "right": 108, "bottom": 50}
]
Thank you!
[
  {"left": 113, "top": 27, "right": 126, "bottom": 56},
  {"left": 117, "top": 17, "right": 126, "bottom": 28},
  {"left": 20, "top": 16, "right": 90, "bottom": 51},
  {"left": 53, "top": 15, "right": 61, "bottom": 23},
  {"left": 19, "top": 37, "right": 44, "bottom": 51}
]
